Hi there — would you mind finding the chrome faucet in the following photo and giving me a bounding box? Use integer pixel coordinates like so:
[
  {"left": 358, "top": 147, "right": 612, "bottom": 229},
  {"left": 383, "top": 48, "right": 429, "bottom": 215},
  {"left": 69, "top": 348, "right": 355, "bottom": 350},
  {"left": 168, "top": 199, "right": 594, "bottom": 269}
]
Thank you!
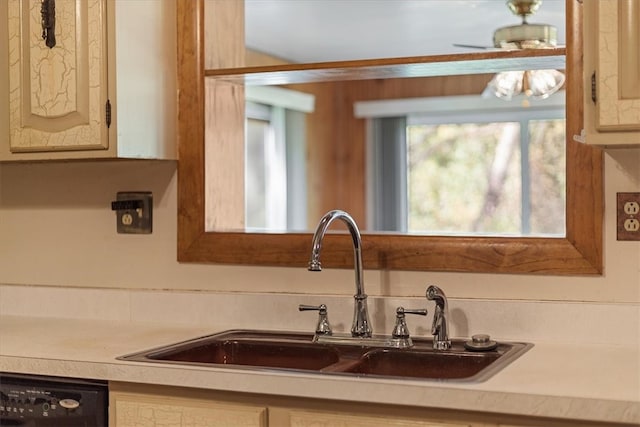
[
  {"left": 298, "top": 304, "right": 333, "bottom": 336},
  {"left": 391, "top": 306, "right": 428, "bottom": 348},
  {"left": 426, "top": 285, "right": 451, "bottom": 350},
  {"left": 308, "top": 210, "right": 372, "bottom": 338}
]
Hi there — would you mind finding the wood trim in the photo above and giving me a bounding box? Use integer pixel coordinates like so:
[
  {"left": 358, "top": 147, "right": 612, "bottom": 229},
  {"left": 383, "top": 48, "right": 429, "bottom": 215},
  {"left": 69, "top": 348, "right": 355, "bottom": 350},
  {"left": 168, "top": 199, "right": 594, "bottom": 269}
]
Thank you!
[
  {"left": 565, "top": 0, "right": 604, "bottom": 273},
  {"left": 205, "top": 49, "right": 565, "bottom": 85},
  {"left": 207, "top": 48, "right": 566, "bottom": 76},
  {"left": 176, "top": 0, "right": 205, "bottom": 257},
  {"left": 176, "top": 0, "right": 603, "bottom": 275}
]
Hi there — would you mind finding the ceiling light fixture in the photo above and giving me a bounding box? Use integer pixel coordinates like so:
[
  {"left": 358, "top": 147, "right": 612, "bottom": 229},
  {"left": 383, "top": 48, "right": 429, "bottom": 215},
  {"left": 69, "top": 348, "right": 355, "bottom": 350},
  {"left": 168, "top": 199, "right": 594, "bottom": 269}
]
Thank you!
[
  {"left": 487, "top": 0, "right": 565, "bottom": 102},
  {"left": 488, "top": 69, "right": 565, "bottom": 101},
  {"left": 493, "top": 0, "right": 556, "bottom": 49}
]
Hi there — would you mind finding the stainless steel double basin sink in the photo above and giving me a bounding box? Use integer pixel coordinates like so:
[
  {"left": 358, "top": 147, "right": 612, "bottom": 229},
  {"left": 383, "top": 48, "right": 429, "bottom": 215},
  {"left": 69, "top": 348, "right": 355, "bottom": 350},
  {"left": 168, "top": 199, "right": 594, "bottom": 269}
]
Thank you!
[{"left": 119, "top": 330, "right": 532, "bottom": 382}]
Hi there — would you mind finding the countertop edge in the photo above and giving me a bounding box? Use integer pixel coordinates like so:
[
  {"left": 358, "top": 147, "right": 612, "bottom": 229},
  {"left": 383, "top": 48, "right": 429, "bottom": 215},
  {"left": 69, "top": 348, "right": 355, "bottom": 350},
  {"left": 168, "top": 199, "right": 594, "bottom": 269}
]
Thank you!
[
  {"left": 1, "top": 353, "right": 638, "bottom": 425},
  {"left": 1, "top": 314, "right": 638, "bottom": 425}
]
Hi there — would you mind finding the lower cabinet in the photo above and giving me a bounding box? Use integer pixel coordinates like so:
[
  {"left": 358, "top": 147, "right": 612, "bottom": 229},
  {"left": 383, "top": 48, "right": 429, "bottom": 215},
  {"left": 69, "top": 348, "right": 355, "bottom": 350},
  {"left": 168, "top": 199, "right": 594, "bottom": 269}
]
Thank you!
[
  {"left": 108, "top": 382, "right": 615, "bottom": 427},
  {"left": 273, "top": 410, "right": 479, "bottom": 427},
  {"left": 110, "top": 390, "right": 267, "bottom": 427}
]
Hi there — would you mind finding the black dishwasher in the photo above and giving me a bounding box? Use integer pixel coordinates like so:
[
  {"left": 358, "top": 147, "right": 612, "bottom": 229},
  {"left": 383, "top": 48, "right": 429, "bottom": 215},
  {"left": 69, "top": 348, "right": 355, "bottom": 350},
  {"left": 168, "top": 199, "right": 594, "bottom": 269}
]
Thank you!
[{"left": 0, "top": 373, "right": 107, "bottom": 427}]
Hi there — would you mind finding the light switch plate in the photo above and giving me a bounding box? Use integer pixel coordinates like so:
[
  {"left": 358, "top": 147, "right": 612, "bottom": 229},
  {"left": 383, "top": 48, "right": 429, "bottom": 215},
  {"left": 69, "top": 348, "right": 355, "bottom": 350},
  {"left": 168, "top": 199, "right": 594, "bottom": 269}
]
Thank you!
[{"left": 114, "top": 192, "right": 152, "bottom": 234}]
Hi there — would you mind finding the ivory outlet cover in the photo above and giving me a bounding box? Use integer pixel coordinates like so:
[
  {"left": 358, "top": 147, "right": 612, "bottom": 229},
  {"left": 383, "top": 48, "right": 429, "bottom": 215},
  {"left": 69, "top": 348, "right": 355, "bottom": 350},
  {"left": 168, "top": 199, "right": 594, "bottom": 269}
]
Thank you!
[{"left": 617, "top": 192, "right": 640, "bottom": 241}]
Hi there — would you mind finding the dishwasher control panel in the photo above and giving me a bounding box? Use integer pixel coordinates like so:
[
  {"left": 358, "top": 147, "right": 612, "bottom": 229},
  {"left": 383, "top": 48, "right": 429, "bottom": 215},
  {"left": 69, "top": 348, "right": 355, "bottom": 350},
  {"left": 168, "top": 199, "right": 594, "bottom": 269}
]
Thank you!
[
  {"left": 1, "top": 384, "right": 82, "bottom": 419},
  {"left": 0, "top": 373, "right": 107, "bottom": 426}
]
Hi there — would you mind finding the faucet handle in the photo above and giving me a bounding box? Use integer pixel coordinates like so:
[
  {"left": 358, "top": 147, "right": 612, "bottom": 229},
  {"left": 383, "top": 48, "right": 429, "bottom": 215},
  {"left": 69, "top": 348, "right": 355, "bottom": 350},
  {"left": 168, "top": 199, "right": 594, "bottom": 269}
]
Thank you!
[
  {"left": 392, "top": 307, "right": 427, "bottom": 343},
  {"left": 299, "top": 304, "right": 333, "bottom": 336}
]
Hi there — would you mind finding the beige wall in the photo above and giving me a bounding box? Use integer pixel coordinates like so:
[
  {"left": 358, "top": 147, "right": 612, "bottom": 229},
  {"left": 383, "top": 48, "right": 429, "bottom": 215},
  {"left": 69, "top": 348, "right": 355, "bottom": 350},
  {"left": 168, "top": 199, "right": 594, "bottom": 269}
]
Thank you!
[{"left": 0, "top": 147, "right": 638, "bottom": 303}]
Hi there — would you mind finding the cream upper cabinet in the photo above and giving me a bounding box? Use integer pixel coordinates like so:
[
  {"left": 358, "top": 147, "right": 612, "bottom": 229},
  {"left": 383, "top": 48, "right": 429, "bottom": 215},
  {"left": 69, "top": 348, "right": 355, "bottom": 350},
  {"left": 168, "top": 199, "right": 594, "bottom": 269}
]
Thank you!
[
  {"left": 6, "top": 0, "right": 108, "bottom": 153},
  {"left": 583, "top": 0, "right": 640, "bottom": 146},
  {"left": 0, "top": 0, "right": 176, "bottom": 161}
]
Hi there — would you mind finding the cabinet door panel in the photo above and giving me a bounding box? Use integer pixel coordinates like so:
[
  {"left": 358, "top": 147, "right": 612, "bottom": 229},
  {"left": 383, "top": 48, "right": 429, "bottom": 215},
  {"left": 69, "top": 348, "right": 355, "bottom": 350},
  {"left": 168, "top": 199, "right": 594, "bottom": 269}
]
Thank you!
[
  {"left": 8, "top": 0, "right": 108, "bottom": 152},
  {"left": 288, "top": 410, "right": 476, "bottom": 427},
  {"left": 594, "top": 0, "right": 640, "bottom": 131},
  {"left": 112, "top": 392, "right": 267, "bottom": 427}
]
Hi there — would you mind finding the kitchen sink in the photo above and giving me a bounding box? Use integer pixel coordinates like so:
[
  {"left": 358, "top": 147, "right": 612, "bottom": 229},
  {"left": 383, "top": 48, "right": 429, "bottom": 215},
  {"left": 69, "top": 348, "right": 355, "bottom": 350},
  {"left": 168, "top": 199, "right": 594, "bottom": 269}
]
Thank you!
[
  {"left": 342, "top": 348, "right": 501, "bottom": 380},
  {"left": 143, "top": 337, "right": 340, "bottom": 371},
  {"left": 118, "top": 330, "right": 532, "bottom": 382}
]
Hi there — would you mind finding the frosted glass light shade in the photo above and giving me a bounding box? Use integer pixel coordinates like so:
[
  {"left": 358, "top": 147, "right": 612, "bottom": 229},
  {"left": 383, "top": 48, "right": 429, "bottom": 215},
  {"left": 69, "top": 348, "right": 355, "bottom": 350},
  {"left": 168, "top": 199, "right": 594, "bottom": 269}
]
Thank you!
[
  {"left": 487, "top": 71, "right": 525, "bottom": 100},
  {"left": 526, "top": 69, "right": 566, "bottom": 99},
  {"left": 487, "top": 69, "right": 565, "bottom": 101}
]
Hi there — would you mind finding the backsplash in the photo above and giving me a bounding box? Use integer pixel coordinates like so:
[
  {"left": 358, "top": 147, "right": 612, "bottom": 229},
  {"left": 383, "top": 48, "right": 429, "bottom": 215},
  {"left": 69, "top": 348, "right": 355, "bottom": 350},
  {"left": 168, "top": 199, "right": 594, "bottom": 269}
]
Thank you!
[
  {"left": 1, "top": 284, "right": 637, "bottom": 347},
  {"left": 0, "top": 148, "right": 638, "bottom": 303}
]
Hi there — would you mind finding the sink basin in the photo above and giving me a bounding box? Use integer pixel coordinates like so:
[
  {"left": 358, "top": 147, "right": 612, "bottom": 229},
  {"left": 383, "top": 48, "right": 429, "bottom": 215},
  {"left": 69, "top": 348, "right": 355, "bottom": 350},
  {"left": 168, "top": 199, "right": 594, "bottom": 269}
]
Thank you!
[
  {"left": 119, "top": 329, "right": 531, "bottom": 382},
  {"left": 146, "top": 338, "right": 340, "bottom": 371},
  {"left": 343, "top": 348, "right": 501, "bottom": 380}
]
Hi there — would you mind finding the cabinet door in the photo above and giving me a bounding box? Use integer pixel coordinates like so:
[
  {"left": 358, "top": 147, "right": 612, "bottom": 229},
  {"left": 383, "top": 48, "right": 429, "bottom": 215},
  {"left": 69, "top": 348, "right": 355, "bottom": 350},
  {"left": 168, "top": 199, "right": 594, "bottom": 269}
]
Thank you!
[
  {"left": 285, "top": 410, "right": 483, "bottom": 427},
  {"left": 584, "top": 0, "right": 640, "bottom": 145},
  {"left": 111, "top": 392, "right": 268, "bottom": 427},
  {"left": 7, "top": 0, "right": 108, "bottom": 152}
]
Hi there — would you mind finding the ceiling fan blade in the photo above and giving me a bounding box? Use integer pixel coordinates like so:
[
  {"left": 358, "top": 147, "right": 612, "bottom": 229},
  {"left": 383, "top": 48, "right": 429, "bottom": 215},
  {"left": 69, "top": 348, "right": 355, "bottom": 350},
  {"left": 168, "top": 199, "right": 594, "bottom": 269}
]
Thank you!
[{"left": 452, "top": 43, "right": 494, "bottom": 50}]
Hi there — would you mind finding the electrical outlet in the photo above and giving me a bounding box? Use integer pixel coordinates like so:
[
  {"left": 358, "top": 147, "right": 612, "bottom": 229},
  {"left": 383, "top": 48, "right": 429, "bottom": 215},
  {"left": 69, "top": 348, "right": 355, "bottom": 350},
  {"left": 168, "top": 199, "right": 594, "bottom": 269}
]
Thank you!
[
  {"left": 617, "top": 193, "right": 640, "bottom": 241},
  {"left": 111, "top": 192, "right": 153, "bottom": 234}
]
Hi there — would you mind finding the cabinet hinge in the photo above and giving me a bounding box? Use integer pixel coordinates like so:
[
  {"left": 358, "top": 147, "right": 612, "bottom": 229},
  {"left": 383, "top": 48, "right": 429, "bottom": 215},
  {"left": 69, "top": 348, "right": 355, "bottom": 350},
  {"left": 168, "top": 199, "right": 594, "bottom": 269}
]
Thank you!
[
  {"left": 106, "top": 99, "right": 112, "bottom": 128},
  {"left": 591, "top": 72, "right": 597, "bottom": 103}
]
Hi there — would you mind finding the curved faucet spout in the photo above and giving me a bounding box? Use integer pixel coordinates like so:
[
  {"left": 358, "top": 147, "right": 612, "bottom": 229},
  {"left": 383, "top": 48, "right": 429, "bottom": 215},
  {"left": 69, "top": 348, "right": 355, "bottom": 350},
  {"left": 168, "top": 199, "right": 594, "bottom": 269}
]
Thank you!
[
  {"left": 426, "top": 285, "right": 451, "bottom": 350},
  {"left": 309, "top": 210, "right": 364, "bottom": 297},
  {"left": 308, "top": 210, "right": 371, "bottom": 337}
]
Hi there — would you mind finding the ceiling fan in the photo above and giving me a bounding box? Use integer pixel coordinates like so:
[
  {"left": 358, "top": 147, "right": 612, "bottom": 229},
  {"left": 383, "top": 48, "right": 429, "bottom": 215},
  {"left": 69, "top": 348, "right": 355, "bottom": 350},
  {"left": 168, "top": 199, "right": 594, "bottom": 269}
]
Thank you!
[
  {"left": 453, "top": 0, "right": 560, "bottom": 51},
  {"left": 455, "top": 0, "right": 565, "bottom": 101}
]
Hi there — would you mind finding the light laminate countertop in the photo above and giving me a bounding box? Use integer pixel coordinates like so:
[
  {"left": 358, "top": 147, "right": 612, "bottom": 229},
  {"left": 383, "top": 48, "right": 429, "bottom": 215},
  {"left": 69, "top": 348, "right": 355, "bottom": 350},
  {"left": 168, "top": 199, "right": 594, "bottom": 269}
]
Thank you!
[{"left": 0, "top": 315, "right": 638, "bottom": 425}]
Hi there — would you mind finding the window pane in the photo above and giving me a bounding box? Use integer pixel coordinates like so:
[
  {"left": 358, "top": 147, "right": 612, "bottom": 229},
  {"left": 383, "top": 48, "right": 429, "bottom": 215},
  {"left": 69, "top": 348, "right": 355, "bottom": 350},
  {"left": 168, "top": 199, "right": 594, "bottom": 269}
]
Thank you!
[
  {"left": 529, "top": 119, "right": 566, "bottom": 236},
  {"left": 246, "top": 117, "right": 270, "bottom": 229},
  {"left": 407, "top": 122, "right": 522, "bottom": 235}
]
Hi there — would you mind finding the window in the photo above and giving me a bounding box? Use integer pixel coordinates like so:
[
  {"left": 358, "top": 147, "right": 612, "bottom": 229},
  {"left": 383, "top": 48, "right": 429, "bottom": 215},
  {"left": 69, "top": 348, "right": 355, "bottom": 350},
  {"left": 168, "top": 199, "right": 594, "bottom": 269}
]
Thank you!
[
  {"left": 244, "top": 87, "right": 315, "bottom": 231},
  {"left": 245, "top": 103, "right": 282, "bottom": 231},
  {"left": 361, "top": 93, "right": 566, "bottom": 236}
]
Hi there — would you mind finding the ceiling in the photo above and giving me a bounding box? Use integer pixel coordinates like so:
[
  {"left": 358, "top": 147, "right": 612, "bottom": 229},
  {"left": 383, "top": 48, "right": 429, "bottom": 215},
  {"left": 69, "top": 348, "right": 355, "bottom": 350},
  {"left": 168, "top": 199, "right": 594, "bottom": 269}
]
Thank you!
[{"left": 245, "top": 0, "right": 566, "bottom": 63}]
